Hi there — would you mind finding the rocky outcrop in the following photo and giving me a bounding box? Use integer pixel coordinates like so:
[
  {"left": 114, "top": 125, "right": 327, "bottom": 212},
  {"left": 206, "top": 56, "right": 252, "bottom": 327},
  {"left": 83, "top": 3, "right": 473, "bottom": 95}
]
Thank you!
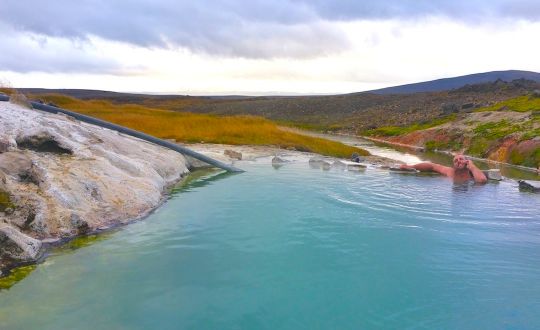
[
  {"left": 518, "top": 180, "right": 540, "bottom": 192},
  {"left": 0, "top": 225, "right": 42, "bottom": 272},
  {"left": 0, "top": 102, "right": 189, "bottom": 273}
]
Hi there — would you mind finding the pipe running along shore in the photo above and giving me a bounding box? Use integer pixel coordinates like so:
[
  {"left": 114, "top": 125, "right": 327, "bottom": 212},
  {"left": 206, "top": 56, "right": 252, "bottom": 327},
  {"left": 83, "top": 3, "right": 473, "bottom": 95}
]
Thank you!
[{"left": 0, "top": 95, "right": 244, "bottom": 173}]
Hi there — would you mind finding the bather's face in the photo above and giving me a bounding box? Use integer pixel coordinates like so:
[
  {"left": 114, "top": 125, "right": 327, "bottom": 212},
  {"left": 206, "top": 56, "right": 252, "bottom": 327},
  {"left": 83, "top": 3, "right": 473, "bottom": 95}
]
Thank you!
[{"left": 453, "top": 155, "right": 468, "bottom": 170}]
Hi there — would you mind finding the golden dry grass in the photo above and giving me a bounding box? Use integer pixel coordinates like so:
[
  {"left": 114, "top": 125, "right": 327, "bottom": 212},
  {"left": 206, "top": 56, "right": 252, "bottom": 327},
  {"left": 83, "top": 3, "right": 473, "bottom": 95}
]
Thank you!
[
  {"left": 31, "top": 94, "right": 369, "bottom": 158},
  {"left": 0, "top": 87, "right": 15, "bottom": 95}
]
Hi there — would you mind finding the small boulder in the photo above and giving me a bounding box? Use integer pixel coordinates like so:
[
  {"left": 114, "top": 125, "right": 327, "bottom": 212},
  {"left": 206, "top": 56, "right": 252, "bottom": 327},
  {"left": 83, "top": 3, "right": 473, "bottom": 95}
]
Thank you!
[
  {"left": 441, "top": 103, "right": 459, "bottom": 114},
  {"left": 518, "top": 180, "right": 540, "bottom": 193},
  {"left": 0, "top": 152, "right": 33, "bottom": 178},
  {"left": 71, "top": 213, "right": 90, "bottom": 234},
  {"left": 271, "top": 156, "right": 288, "bottom": 164},
  {"left": 224, "top": 149, "right": 242, "bottom": 160},
  {"left": 483, "top": 169, "right": 502, "bottom": 181},
  {"left": 271, "top": 156, "right": 289, "bottom": 169},
  {"left": 0, "top": 136, "right": 16, "bottom": 153},
  {"left": 309, "top": 157, "right": 332, "bottom": 170},
  {"left": 334, "top": 160, "right": 367, "bottom": 171},
  {"left": 0, "top": 225, "right": 43, "bottom": 266},
  {"left": 350, "top": 153, "right": 364, "bottom": 163}
]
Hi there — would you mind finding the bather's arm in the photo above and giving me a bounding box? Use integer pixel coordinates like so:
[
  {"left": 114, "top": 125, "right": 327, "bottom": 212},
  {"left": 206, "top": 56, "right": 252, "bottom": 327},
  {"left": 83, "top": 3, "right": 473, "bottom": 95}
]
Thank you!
[
  {"left": 400, "top": 162, "right": 453, "bottom": 177},
  {"left": 466, "top": 160, "right": 488, "bottom": 184}
]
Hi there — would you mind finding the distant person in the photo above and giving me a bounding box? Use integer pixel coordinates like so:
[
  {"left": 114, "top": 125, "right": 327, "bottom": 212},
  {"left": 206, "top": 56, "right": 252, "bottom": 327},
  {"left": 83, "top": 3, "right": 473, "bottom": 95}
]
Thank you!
[{"left": 400, "top": 154, "right": 487, "bottom": 184}]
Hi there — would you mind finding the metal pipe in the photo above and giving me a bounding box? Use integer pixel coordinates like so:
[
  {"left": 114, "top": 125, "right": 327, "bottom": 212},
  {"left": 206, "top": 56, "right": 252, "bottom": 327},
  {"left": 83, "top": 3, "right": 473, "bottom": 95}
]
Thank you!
[{"left": 1, "top": 96, "right": 243, "bottom": 172}]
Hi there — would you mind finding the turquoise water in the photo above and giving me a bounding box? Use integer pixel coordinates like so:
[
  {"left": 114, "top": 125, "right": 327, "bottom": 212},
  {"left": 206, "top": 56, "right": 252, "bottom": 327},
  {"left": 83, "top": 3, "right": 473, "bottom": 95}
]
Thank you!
[{"left": 1, "top": 159, "right": 540, "bottom": 329}]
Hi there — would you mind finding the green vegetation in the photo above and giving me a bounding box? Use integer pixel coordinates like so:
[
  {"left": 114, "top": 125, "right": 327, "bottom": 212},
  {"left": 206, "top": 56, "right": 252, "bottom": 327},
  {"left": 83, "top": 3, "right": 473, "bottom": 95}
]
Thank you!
[
  {"left": 476, "top": 95, "right": 540, "bottom": 113},
  {"left": 30, "top": 94, "right": 369, "bottom": 158},
  {"left": 468, "top": 120, "right": 538, "bottom": 162},
  {"left": 509, "top": 149, "right": 525, "bottom": 165},
  {"left": 425, "top": 140, "right": 463, "bottom": 151},
  {"left": 0, "top": 190, "right": 15, "bottom": 212},
  {"left": 55, "top": 234, "right": 113, "bottom": 252},
  {"left": 521, "top": 128, "right": 540, "bottom": 141},
  {"left": 467, "top": 138, "right": 491, "bottom": 157},
  {"left": 0, "top": 265, "right": 36, "bottom": 290},
  {"left": 472, "top": 120, "right": 522, "bottom": 140},
  {"left": 510, "top": 148, "right": 540, "bottom": 168},
  {"left": 363, "top": 114, "right": 457, "bottom": 137}
]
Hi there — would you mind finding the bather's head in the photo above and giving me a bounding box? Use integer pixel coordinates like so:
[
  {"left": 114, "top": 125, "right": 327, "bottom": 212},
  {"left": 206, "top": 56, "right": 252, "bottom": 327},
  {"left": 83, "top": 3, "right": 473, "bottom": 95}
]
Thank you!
[{"left": 452, "top": 154, "right": 468, "bottom": 170}]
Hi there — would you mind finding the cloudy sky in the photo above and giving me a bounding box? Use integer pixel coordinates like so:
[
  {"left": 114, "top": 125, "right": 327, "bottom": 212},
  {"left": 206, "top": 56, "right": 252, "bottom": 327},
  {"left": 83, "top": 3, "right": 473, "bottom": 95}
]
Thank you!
[{"left": 1, "top": 0, "right": 539, "bottom": 95}]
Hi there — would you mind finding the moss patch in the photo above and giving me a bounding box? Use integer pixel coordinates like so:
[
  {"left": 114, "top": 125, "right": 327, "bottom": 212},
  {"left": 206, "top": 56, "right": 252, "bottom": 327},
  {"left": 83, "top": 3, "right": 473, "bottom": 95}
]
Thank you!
[
  {"left": 475, "top": 95, "right": 540, "bottom": 113},
  {"left": 509, "top": 149, "right": 525, "bottom": 165},
  {"left": 520, "top": 128, "right": 540, "bottom": 141},
  {"left": 363, "top": 114, "right": 457, "bottom": 137},
  {"left": 425, "top": 140, "right": 463, "bottom": 151},
  {"left": 467, "top": 138, "right": 491, "bottom": 157},
  {"left": 0, "top": 265, "right": 36, "bottom": 290},
  {"left": 511, "top": 148, "right": 540, "bottom": 168},
  {"left": 0, "top": 190, "right": 15, "bottom": 212},
  {"left": 472, "top": 120, "right": 523, "bottom": 140},
  {"left": 55, "top": 234, "right": 112, "bottom": 253}
]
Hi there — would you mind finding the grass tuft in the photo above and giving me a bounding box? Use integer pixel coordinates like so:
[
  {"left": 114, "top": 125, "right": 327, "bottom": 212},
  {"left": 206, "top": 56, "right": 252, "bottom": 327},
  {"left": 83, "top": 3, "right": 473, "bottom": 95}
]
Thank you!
[
  {"left": 0, "top": 190, "right": 15, "bottom": 212},
  {"left": 475, "top": 95, "right": 540, "bottom": 113},
  {"left": 363, "top": 114, "right": 457, "bottom": 137},
  {"left": 472, "top": 120, "right": 522, "bottom": 140}
]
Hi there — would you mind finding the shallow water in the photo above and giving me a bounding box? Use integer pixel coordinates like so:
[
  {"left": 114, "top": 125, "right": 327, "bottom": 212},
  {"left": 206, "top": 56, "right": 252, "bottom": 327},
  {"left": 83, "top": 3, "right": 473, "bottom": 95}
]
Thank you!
[{"left": 1, "top": 159, "right": 540, "bottom": 329}]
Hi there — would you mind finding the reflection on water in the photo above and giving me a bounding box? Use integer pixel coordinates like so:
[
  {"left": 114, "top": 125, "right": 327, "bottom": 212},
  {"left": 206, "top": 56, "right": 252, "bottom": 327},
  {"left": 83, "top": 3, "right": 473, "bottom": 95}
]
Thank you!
[{"left": 171, "top": 169, "right": 237, "bottom": 194}]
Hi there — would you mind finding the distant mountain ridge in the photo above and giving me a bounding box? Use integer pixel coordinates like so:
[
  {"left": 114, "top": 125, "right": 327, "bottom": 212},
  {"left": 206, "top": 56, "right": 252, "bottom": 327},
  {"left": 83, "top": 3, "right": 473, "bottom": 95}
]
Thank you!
[
  {"left": 366, "top": 70, "right": 540, "bottom": 95},
  {"left": 18, "top": 70, "right": 540, "bottom": 99}
]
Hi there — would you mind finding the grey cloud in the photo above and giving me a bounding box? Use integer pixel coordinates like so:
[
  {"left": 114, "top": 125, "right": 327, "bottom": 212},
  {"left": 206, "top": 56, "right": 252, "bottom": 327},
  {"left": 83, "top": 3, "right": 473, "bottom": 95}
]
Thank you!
[
  {"left": 0, "top": 0, "right": 347, "bottom": 60},
  {"left": 499, "top": 1, "right": 540, "bottom": 20},
  {"left": 0, "top": 0, "right": 538, "bottom": 63},
  {"left": 0, "top": 25, "right": 126, "bottom": 74},
  {"left": 295, "top": 0, "right": 540, "bottom": 21}
]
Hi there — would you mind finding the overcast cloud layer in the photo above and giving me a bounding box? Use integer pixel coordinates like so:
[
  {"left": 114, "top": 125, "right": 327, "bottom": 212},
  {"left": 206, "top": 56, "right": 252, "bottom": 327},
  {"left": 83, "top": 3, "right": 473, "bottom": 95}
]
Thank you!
[
  {"left": 1, "top": 0, "right": 539, "bottom": 60},
  {"left": 0, "top": 1, "right": 539, "bottom": 93}
]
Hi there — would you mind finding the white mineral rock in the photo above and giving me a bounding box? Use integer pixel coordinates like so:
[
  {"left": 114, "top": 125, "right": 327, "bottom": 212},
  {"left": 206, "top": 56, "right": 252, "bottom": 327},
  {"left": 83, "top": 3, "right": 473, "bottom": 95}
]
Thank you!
[{"left": 0, "top": 102, "right": 189, "bottom": 270}]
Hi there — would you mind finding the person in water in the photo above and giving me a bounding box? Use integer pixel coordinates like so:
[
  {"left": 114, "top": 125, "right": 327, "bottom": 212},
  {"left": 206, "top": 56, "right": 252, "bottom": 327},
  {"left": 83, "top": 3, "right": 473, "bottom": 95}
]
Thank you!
[{"left": 400, "top": 154, "right": 487, "bottom": 184}]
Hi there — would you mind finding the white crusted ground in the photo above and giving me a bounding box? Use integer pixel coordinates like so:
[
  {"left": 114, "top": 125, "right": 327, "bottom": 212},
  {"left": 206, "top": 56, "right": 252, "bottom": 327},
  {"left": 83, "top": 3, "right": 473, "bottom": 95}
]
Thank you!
[{"left": 0, "top": 101, "right": 189, "bottom": 271}]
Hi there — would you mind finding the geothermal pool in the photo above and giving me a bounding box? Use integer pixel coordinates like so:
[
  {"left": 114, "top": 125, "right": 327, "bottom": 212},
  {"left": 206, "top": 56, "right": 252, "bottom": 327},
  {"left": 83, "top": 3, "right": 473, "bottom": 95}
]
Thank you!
[{"left": 1, "top": 157, "right": 539, "bottom": 329}]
